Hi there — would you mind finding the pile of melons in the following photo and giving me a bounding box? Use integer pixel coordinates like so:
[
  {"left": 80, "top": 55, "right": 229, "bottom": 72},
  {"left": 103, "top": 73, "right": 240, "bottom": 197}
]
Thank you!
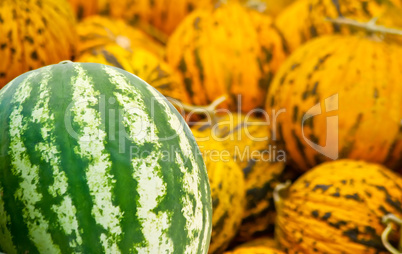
[{"left": 0, "top": 0, "right": 401, "bottom": 253}]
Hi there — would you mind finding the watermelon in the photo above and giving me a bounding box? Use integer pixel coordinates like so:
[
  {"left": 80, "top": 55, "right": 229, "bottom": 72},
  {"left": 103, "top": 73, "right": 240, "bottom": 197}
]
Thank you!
[{"left": 0, "top": 61, "right": 212, "bottom": 253}]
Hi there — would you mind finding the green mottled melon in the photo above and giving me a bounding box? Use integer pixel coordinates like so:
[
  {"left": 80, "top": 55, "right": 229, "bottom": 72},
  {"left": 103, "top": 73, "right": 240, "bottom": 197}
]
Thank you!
[{"left": 0, "top": 61, "right": 212, "bottom": 254}]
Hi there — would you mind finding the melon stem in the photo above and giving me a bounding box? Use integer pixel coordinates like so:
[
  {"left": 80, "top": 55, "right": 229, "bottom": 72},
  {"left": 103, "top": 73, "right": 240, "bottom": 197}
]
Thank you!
[
  {"left": 59, "top": 60, "right": 73, "bottom": 64},
  {"left": 169, "top": 95, "right": 227, "bottom": 132},
  {"left": 244, "top": 0, "right": 267, "bottom": 12},
  {"left": 381, "top": 214, "right": 402, "bottom": 254},
  {"left": 273, "top": 180, "right": 291, "bottom": 209},
  {"left": 326, "top": 16, "right": 402, "bottom": 36}
]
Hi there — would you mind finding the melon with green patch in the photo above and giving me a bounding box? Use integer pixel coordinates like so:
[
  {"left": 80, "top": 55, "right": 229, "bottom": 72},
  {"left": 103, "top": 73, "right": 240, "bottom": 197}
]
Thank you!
[{"left": 0, "top": 61, "right": 212, "bottom": 254}]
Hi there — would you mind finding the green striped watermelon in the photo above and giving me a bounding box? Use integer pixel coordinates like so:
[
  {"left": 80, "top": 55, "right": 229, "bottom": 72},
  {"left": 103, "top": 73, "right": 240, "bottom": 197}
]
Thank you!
[{"left": 0, "top": 61, "right": 212, "bottom": 254}]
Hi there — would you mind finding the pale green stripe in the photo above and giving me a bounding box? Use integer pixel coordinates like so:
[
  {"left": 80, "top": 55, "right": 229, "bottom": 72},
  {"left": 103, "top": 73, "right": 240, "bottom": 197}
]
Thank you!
[
  {"left": 175, "top": 153, "right": 203, "bottom": 254},
  {"left": 201, "top": 182, "right": 211, "bottom": 254},
  {"left": 131, "top": 152, "right": 173, "bottom": 254},
  {"left": 31, "top": 67, "right": 83, "bottom": 250},
  {"left": 9, "top": 72, "right": 61, "bottom": 254},
  {"left": 51, "top": 198, "right": 81, "bottom": 249},
  {"left": 113, "top": 93, "right": 158, "bottom": 145},
  {"left": 103, "top": 66, "right": 174, "bottom": 253},
  {"left": 143, "top": 79, "right": 206, "bottom": 253},
  {"left": 71, "top": 64, "right": 122, "bottom": 253},
  {"left": 104, "top": 66, "right": 158, "bottom": 145},
  {"left": 0, "top": 187, "right": 17, "bottom": 254}
]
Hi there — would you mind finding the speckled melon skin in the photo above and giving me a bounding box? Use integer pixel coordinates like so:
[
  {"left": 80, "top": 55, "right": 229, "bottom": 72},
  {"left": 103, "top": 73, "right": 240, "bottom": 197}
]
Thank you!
[
  {"left": 276, "top": 0, "right": 402, "bottom": 52},
  {"left": 77, "top": 44, "right": 191, "bottom": 104},
  {"left": 167, "top": 2, "right": 288, "bottom": 113},
  {"left": 191, "top": 113, "right": 286, "bottom": 242},
  {"left": 191, "top": 127, "right": 246, "bottom": 254},
  {"left": 76, "top": 15, "right": 165, "bottom": 58},
  {"left": 266, "top": 34, "right": 402, "bottom": 172},
  {"left": 275, "top": 160, "right": 402, "bottom": 254},
  {"left": 0, "top": 0, "right": 77, "bottom": 88},
  {"left": 68, "top": 0, "right": 213, "bottom": 35}
]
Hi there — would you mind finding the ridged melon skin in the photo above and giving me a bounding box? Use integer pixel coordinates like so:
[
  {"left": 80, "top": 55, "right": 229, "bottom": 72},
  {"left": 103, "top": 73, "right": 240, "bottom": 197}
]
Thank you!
[
  {"left": 276, "top": 0, "right": 402, "bottom": 52},
  {"left": 0, "top": 0, "right": 77, "bottom": 88},
  {"left": 0, "top": 62, "right": 212, "bottom": 254},
  {"left": 76, "top": 15, "right": 165, "bottom": 58},
  {"left": 167, "top": 2, "right": 288, "bottom": 113},
  {"left": 191, "top": 127, "right": 246, "bottom": 254},
  {"left": 75, "top": 16, "right": 191, "bottom": 104},
  {"left": 191, "top": 113, "right": 285, "bottom": 241},
  {"left": 77, "top": 44, "right": 191, "bottom": 104},
  {"left": 266, "top": 35, "right": 402, "bottom": 172},
  {"left": 68, "top": 0, "right": 213, "bottom": 35},
  {"left": 275, "top": 160, "right": 402, "bottom": 254}
]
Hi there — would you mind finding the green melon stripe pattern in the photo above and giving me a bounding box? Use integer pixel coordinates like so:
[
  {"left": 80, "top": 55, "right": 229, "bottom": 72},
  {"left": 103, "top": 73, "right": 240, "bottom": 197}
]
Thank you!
[
  {"left": 0, "top": 62, "right": 212, "bottom": 254},
  {"left": 71, "top": 64, "right": 124, "bottom": 253},
  {"left": 0, "top": 187, "right": 17, "bottom": 254},
  {"left": 31, "top": 66, "right": 83, "bottom": 251},
  {"left": 9, "top": 71, "right": 61, "bottom": 254},
  {"left": 142, "top": 77, "right": 211, "bottom": 254},
  {"left": 104, "top": 66, "right": 173, "bottom": 253}
]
